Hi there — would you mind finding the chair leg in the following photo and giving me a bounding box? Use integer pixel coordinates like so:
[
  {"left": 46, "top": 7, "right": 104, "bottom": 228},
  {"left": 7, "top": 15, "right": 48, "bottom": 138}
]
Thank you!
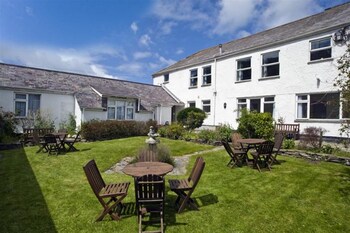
[{"left": 96, "top": 194, "right": 126, "bottom": 222}]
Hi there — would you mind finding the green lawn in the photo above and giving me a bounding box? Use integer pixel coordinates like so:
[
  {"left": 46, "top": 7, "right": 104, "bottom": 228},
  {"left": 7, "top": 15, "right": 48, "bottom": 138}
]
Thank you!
[{"left": 0, "top": 137, "right": 349, "bottom": 233}]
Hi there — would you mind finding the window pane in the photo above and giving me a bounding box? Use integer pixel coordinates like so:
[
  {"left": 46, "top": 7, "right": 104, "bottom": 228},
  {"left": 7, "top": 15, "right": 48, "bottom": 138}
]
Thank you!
[
  {"left": 203, "top": 66, "right": 211, "bottom": 75},
  {"left": 116, "top": 106, "right": 125, "bottom": 120},
  {"left": 107, "top": 107, "right": 115, "bottom": 119},
  {"left": 188, "top": 102, "right": 196, "bottom": 108},
  {"left": 203, "top": 75, "right": 211, "bottom": 85},
  {"left": 238, "top": 99, "right": 246, "bottom": 103},
  {"left": 298, "top": 95, "right": 307, "bottom": 101},
  {"left": 262, "top": 64, "right": 279, "bottom": 77},
  {"left": 311, "top": 38, "right": 330, "bottom": 50},
  {"left": 164, "top": 74, "right": 169, "bottom": 82},
  {"left": 263, "top": 51, "right": 279, "bottom": 64},
  {"left": 343, "top": 100, "right": 350, "bottom": 118},
  {"left": 237, "top": 69, "right": 251, "bottom": 81},
  {"left": 190, "top": 78, "right": 197, "bottom": 86},
  {"left": 237, "top": 58, "right": 251, "bottom": 69},
  {"left": 250, "top": 99, "right": 261, "bottom": 112},
  {"left": 190, "top": 69, "right": 197, "bottom": 77},
  {"left": 264, "top": 97, "right": 274, "bottom": 102},
  {"left": 264, "top": 103, "right": 274, "bottom": 116},
  {"left": 202, "top": 100, "right": 210, "bottom": 113},
  {"left": 310, "top": 48, "right": 331, "bottom": 61},
  {"left": 28, "top": 94, "right": 40, "bottom": 112},
  {"left": 15, "top": 94, "right": 26, "bottom": 99},
  {"left": 15, "top": 102, "right": 26, "bottom": 117},
  {"left": 126, "top": 108, "right": 134, "bottom": 119},
  {"left": 310, "top": 93, "right": 339, "bottom": 119},
  {"left": 297, "top": 103, "right": 307, "bottom": 118}
]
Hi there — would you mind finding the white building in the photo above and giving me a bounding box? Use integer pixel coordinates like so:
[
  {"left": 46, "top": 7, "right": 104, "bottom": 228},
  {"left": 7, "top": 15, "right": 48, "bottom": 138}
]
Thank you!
[
  {"left": 0, "top": 63, "right": 183, "bottom": 131},
  {"left": 153, "top": 3, "right": 350, "bottom": 138}
]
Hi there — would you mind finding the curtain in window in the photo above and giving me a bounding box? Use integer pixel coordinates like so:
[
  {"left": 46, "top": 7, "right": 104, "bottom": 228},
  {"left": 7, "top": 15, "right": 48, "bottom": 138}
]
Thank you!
[{"left": 28, "top": 94, "right": 40, "bottom": 113}]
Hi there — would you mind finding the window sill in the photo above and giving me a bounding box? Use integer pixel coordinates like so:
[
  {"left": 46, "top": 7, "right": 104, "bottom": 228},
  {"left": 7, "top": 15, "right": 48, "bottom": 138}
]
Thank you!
[
  {"left": 307, "top": 57, "right": 333, "bottom": 64},
  {"left": 188, "top": 86, "right": 198, "bottom": 89},
  {"left": 163, "top": 81, "right": 169, "bottom": 84},
  {"left": 235, "top": 79, "right": 251, "bottom": 84},
  {"left": 259, "top": 76, "right": 280, "bottom": 81},
  {"left": 201, "top": 84, "right": 212, "bottom": 87},
  {"left": 295, "top": 119, "right": 341, "bottom": 123}
]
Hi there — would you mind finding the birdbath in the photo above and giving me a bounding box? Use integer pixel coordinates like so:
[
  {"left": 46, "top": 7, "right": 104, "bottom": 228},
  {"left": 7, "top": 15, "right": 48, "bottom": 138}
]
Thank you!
[{"left": 145, "top": 126, "right": 159, "bottom": 155}]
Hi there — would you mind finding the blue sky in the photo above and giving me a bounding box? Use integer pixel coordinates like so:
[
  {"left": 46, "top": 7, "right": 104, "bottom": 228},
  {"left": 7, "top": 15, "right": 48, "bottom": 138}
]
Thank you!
[{"left": 0, "top": 0, "right": 348, "bottom": 84}]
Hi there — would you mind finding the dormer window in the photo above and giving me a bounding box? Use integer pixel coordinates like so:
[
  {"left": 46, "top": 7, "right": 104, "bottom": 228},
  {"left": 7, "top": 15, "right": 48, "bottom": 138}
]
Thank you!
[{"left": 164, "top": 74, "right": 169, "bottom": 83}]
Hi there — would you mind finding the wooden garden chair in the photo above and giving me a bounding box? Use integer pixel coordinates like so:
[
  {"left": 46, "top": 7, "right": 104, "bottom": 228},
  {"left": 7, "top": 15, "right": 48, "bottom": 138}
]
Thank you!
[
  {"left": 83, "top": 159, "right": 130, "bottom": 222},
  {"left": 272, "top": 132, "right": 285, "bottom": 164},
  {"left": 251, "top": 141, "right": 275, "bottom": 172},
  {"left": 64, "top": 131, "right": 81, "bottom": 152},
  {"left": 43, "top": 134, "right": 60, "bottom": 155},
  {"left": 231, "top": 132, "right": 248, "bottom": 151},
  {"left": 135, "top": 174, "right": 165, "bottom": 233},
  {"left": 168, "top": 157, "right": 205, "bottom": 213},
  {"left": 222, "top": 140, "right": 248, "bottom": 168}
]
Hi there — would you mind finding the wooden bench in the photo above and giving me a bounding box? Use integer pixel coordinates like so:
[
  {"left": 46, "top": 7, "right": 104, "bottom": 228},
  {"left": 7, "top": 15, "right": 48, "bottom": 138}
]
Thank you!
[
  {"left": 22, "top": 128, "right": 55, "bottom": 145},
  {"left": 274, "top": 124, "right": 300, "bottom": 140}
]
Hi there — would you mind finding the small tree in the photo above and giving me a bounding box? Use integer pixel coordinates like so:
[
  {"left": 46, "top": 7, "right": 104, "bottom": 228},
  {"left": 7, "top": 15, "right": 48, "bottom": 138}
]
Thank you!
[
  {"left": 0, "top": 108, "right": 17, "bottom": 143},
  {"left": 177, "top": 107, "right": 206, "bottom": 130},
  {"left": 237, "top": 109, "right": 274, "bottom": 139},
  {"left": 335, "top": 44, "right": 350, "bottom": 142}
]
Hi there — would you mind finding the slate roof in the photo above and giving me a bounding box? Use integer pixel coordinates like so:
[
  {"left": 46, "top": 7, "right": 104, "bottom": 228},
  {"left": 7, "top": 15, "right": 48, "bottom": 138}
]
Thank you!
[
  {"left": 153, "top": 2, "right": 350, "bottom": 76},
  {"left": 0, "top": 63, "right": 182, "bottom": 111}
]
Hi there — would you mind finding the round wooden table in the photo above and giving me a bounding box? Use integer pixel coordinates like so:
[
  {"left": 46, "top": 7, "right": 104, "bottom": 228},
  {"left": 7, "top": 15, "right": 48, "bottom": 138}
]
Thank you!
[{"left": 122, "top": 162, "right": 174, "bottom": 177}]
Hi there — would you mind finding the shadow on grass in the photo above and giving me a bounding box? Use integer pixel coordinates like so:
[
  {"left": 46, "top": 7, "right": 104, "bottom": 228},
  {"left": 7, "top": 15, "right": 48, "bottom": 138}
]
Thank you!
[
  {"left": 338, "top": 166, "right": 350, "bottom": 198},
  {"left": 0, "top": 148, "right": 57, "bottom": 233}
]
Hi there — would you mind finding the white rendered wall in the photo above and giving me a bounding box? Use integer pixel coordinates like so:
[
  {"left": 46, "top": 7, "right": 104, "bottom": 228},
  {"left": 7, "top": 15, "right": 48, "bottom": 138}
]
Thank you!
[
  {"left": 0, "top": 89, "right": 14, "bottom": 111},
  {"left": 74, "top": 97, "right": 82, "bottom": 129},
  {"left": 83, "top": 110, "right": 107, "bottom": 122},
  {"left": 154, "top": 106, "right": 172, "bottom": 125},
  {"left": 135, "top": 111, "right": 154, "bottom": 122},
  {"left": 154, "top": 31, "right": 347, "bottom": 137}
]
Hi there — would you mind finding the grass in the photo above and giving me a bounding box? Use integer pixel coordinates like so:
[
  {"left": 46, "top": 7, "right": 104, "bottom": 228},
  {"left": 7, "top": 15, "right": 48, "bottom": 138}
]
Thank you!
[{"left": 0, "top": 136, "right": 349, "bottom": 233}]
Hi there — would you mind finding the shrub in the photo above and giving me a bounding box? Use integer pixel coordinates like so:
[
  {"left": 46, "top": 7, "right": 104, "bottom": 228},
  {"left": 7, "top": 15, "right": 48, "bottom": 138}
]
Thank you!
[
  {"left": 165, "top": 123, "right": 184, "bottom": 140},
  {"left": 299, "top": 127, "right": 324, "bottom": 149},
  {"left": 136, "top": 144, "right": 175, "bottom": 166},
  {"left": 217, "top": 123, "right": 233, "bottom": 142},
  {"left": 198, "top": 129, "right": 219, "bottom": 144},
  {"left": 177, "top": 107, "right": 206, "bottom": 130},
  {"left": 282, "top": 139, "right": 295, "bottom": 149},
  {"left": 81, "top": 120, "right": 152, "bottom": 141},
  {"left": 0, "top": 109, "right": 17, "bottom": 143},
  {"left": 237, "top": 109, "right": 274, "bottom": 139}
]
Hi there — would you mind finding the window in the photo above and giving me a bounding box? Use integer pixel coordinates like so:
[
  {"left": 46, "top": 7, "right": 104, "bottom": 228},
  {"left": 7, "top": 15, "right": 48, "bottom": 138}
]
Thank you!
[
  {"left": 107, "top": 99, "right": 135, "bottom": 120},
  {"left": 202, "top": 100, "right": 211, "bottom": 113},
  {"left": 164, "top": 74, "right": 169, "bottom": 83},
  {"left": 190, "top": 69, "right": 198, "bottom": 87},
  {"left": 343, "top": 100, "right": 350, "bottom": 118},
  {"left": 262, "top": 51, "right": 279, "bottom": 77},
  {"left": 202, "top": 66, "right": 211, "bottom": 86},
  {"left": 237, "top": 57, "right": 251, "bottom": 81},
  {"left": 188, "top": 101, "right": 196, "bottom": 108},
  {"left": 14, "top": 93, "right": 40, "bottom": 117},
  {"left": 310, "top": 37, "right": 331, "bottom": 61},
  {"left": 237, "top": 99, "right": 247, "bottom": 117},
  {"left": 263, "top": 97, "right": 275, "bottom": 116},
  {"left": 297, "top": 93, "right": 340, "bottom": 119},
  {"left": 237, "top": 97, "right": 275, "bottom": 117}
]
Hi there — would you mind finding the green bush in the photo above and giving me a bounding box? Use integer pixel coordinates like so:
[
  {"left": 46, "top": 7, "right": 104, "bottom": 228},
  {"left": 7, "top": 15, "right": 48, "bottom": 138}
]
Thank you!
[
  {"left": 135, "top": 144, "right": 175, "bottom": 166},
  {"left": 0, "top": 110, "right": 17, "bottom": 143},
  {"left": 177, "top": 107, "right": 206, "bottom": 130},
  {"left": 81, "top": 120, "right": 157, "bottom": 141},
  {"left": 283, "top": 139, "right": 295, "bottom": 149},
  {"left": 237, "top": 109, "right": 274, "bottom": 139},
  {"left": 165, "top": 123, "right": 184, "bottom": 140},
  {"left": 198, "top": 129, "right": 219, "bottom": 143},
  {"left": 217, "top": 123, "right": 233, "bottom": 142}
]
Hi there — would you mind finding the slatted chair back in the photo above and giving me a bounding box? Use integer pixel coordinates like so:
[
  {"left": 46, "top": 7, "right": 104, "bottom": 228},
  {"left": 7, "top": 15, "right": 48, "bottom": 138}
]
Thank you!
[
  {"left": 188, "top": 157, "right": 205, "bottom": 191},
  {"left": 274, "top": 132, "right": 285, "bottom": 152},
  {"left": 83, "top": 160, "right": 106, "bottom": 202},
  {"left": 257, "top": 141, "right": 275, "bottom": 156},
  {"left": 135, "top": 174, "right": 165, "bottom": 233},
  {"left": 231, "top": 132, "right": 243, "bottom": 149}
]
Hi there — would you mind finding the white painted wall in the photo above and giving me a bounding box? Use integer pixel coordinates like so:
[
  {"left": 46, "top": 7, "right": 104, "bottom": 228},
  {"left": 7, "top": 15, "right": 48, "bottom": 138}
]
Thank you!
[
  {"left": 155, "top": 106, "right": 172, "bottom": 125},
  {"left": 0, "top": 89, "right": 14, "bottom": 111},
  {"left": 153, "top": 31, "right": 347, "bottom": 137},
  {"left": 83, "top": 109, "right": 107, "bottom": 121},
  {"left": 74, "top": 97, "right": 82, "bottom": 129},
  {"left": 135, "top": 111, "right": 154, "bottom": 122}
]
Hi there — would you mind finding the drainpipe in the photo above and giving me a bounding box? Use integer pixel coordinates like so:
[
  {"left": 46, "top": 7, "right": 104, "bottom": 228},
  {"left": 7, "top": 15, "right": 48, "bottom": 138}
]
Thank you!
[{"left": 213, "top": 58, "right": 217, "bottom": 126}]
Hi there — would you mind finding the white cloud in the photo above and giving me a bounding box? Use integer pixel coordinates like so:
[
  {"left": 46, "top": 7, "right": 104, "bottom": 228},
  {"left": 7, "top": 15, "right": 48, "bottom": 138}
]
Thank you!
[
  {"left": 257, "top": 0, "right": 322, "bottom": 30},
  {"left": 0, "top": 42, "right": 120, "bottom": 79},
  {"left": 139, "top": 34, "right": 153, "bottom": 47},
  {"left": 116, "top": 62, "right": 143, "bottom": 75},
  {"left": 131, "top": 22, "right": 138, "bottom": 33},
  {"left": 176, "top": 48, "right": 184, "bottom": 55},
  {"left": 133, "top": 51, "right": 152, "bottom": 60},
  {"left": 155, "top": 53, "right": 176, "bottom": 66},
  {"left": 160, "top": 21, "right": 177, "bottom": 35}
]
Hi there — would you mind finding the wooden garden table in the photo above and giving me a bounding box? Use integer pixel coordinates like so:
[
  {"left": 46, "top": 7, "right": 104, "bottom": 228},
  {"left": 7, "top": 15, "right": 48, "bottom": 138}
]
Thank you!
[{"left": 122, "top": 162, "right": 173, "bottom": 177}]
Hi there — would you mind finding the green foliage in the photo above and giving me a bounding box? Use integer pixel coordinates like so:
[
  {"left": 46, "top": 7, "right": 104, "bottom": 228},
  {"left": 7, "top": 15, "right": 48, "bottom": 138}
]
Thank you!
[
  {"left": 18, "top": 110, "right": 55, "bottom": 129},
  {"left": 59, "top": 113, "right": 77, "bottom": 135},
  {"left": 336, "top": 44, "right": 350, "bottom": 140},
  {"left": 136, "top": 144, "right": 175, "bottom": 166},
  {"left": 198, "top": 129, "right": 219, "bottom": 143},
  {"left": 177, "top": 107, "right": 206, "bottom": 130},
  {"left": 237, "top": 109, "right": 274, "bottom": 139},
  {"left": 282, "top": 139, "right": 295, "bottom": 149},
  {"left": 0, "top": 109, "right": 17, "bottom": 143},
  {"left": 81, "top": 120, "right": 156, "bottom": 141},
  {"left": 216, "top": 123, "right": 233, "bottom": 142},
  {"left": 158, "top": 123, "right": 184, "bottom": 140}
]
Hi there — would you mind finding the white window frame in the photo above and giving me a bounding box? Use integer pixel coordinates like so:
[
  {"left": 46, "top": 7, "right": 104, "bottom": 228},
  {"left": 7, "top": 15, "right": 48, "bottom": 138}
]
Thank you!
[
  {"left": 14, "top": 93, "right": 41, "bottom": 118},
  {"left": 237, "top": 98, "right": 247, "bottom": 117},
  {"left": 236, "top": 57, "right": 251, "bottom": 82},
  {"left": 189, "top": 69, "right": 198, "bottom": 88},
  {"left": 202, "top": 66, "right": 212, "bottom": 86},
  {"left": 296, "top": 95, "right": 309, "bottom": 119},
  {"left": 237, "top": 96, "right": 275, "bottom": 117},
  {"left": 107, "top": 98, "right": 135, "bottom": 120},
  {"left": 261, "top": 51, "right": 279, "bottom": 78},
  {"left": 202, "top": 100, "right": 211, "bottom": 113},
  {"left": 310, "top": 37, "right": 332, "bottom": 61},
  {"left": 263, "top": 96, "right": 275, "bottom": 117}
]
